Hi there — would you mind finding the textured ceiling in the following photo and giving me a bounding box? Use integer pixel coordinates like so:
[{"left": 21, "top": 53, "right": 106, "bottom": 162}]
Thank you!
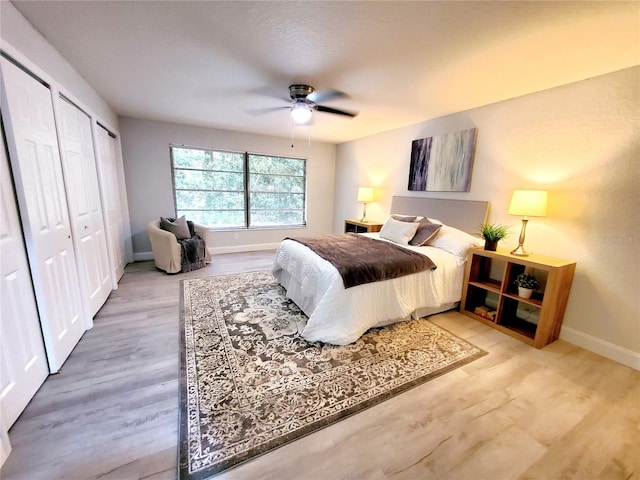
[{"left": 11, "top": 1, "right": 640, "bottom": 144}]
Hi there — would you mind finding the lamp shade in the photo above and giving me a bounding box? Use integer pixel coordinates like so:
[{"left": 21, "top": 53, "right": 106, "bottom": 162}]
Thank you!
[
  {"left": 357, "top": 187, "right": 374, "bottom": 202},
  {"left": 508, "top": 190, "right": 547, "bottom": 217},
  {"left": 291, "top": 103, "right": 312, "bottom": 124}
]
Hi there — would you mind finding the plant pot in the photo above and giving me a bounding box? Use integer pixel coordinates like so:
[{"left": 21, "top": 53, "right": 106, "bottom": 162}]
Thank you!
[
  {"left": 484, "top": 240, "right": 498, "bottom": 251},
  {"left": 518, "top": 287, "right": 533, "bottom": 299}
]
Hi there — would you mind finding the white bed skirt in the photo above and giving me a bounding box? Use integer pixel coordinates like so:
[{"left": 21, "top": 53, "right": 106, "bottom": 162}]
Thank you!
[{"left": 272, "top": 236, "right": 466, "bottom": 345}]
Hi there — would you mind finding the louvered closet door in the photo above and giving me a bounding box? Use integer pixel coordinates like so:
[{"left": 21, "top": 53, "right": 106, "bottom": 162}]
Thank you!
[
  {"left": 57, "top": 97, "right": 111, "bottom": 319},
  {"left": 0, "top": 57, "right": 85, "bottom": 373},
  {"left": 95, "top": 126, "right": 126, "bottom": 282},
  {"left": 0, "top": 128, "right": 48, "bottom": 427}
]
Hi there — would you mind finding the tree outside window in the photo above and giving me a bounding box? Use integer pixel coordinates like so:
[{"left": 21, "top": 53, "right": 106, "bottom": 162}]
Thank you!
[{"left": 171, "top": 146, "right": 306, "bottom": 229}]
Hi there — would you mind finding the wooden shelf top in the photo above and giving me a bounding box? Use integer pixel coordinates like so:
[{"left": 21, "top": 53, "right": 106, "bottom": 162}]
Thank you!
[
  {"left": 345, "top": 219, "right": 384, "bottom": 227},
  {"left": 470, "top": 247, "right": 576, "bottom": 268}
]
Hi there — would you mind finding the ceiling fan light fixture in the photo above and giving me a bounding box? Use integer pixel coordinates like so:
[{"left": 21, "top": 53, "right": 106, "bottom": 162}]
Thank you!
[{"left": 291, "top": 102, "right": 312, "bottom": 124}]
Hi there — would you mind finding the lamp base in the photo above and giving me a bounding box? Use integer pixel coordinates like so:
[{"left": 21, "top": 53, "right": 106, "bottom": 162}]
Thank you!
[
  {"left": 510, "top": 244, "right": 529, "bottom": 256},
  {"left": 511, "top": 218, "right": 530, "bottom": 256}
]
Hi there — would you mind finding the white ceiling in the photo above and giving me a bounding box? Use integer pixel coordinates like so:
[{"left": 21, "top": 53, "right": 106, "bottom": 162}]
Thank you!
[{"left": 12, "top": 1, "right": 639, "bottom": 144}]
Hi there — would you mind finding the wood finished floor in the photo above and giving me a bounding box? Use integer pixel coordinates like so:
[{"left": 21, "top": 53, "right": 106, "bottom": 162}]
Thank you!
[{"left": 2, "top": 250, "right": 638, "bottom": 480}]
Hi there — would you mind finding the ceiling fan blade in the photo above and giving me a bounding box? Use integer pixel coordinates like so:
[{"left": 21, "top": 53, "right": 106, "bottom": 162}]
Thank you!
[
  {"left": 250, "top": 85, "right": 291, "bottom": 102},
  {"left": 246, "top": 106, "right": 290, "bottom": 116},
  {"left": 316, "top": 105, "right": 358, "bottom": 118},
  {"left": 307, "top": 89, "right": 347, "bottom": 104}
]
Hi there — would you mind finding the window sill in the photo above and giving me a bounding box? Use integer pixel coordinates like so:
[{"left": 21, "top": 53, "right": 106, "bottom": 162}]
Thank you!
[{"left": 209, "top": 225, "right": 307, "bottom": 232}]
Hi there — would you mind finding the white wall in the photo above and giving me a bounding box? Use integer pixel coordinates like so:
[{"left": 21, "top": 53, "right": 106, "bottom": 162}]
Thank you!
[
  {"left": 119, "top": 117, "right": 336, "bottom": 256},
  {"left": 335, "top": 67, "right": 639, "bottom": 364},
  {"left": 0, "top": 2, "right": 118, "bottom": 130}
]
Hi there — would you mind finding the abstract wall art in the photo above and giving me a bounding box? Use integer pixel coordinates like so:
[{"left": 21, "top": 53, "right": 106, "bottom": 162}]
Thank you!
[{"left": 408, "top": 127, "right": 478, "bottom": 192}]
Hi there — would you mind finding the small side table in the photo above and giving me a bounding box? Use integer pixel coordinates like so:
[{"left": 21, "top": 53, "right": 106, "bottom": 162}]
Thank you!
[{"left": 344, "top": 219, "right": 383, "bottom": 233}]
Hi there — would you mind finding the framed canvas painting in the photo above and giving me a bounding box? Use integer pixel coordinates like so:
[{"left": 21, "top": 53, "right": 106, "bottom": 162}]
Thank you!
[{"left": 408, "top": 128, "right": 478, "bottom": 192}]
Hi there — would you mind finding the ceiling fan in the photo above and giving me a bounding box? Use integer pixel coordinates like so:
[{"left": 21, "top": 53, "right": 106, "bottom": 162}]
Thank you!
[{"left": 251, "top": 84, "right": 358, "bottom": 124}]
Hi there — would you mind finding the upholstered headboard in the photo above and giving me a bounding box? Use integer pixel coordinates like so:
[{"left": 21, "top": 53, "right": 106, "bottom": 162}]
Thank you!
[{"left": 390, "top": 196, "right": 489, "bottom": 234}]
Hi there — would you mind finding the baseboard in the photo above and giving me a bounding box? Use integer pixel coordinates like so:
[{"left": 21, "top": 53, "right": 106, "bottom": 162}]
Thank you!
[
  {"left": 133, "top": 243, "right": 278, "bottom": 263},
  {"left": 133, "top": 251, "right": 154, "bottom": 262},
  {"left": 209, "top": 243, "right": 280, "bottom": 255},
  {"left": 560, "top": 326, "right": 640, "bottom": 371}
]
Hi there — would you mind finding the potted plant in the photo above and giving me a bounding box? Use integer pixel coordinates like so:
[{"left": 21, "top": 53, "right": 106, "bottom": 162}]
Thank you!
[
  {"left": 514, "top": 273, "right": 539, "bottom": 299},
  {"left": 479, "top": 223, "right": 510, "bottom": 251}
]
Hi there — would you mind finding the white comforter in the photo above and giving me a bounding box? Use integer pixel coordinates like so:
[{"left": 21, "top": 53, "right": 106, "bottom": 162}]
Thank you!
[{"left": 271, "top": 233, "right": 465, "bottom": 345}]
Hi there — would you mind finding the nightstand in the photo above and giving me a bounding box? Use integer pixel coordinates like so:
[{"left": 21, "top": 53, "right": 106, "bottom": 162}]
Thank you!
[
  {"left": 344, "top": 219, "right": 383, "bottom": 233},
  {"left": 460, "top": 248, "right": 576, "bottom": 348}
]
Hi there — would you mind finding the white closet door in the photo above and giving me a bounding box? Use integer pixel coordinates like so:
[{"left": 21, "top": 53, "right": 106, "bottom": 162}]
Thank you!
[
  {"left": 95, "top": 126, "right": 126, "bottom": 282},
  {"left": 0, "top": 57, "right": 85, "bottom": 373},
  {"left": 0, "top": 129, "right": 48, "bottom": 427},
  {"left": 57, "top": 98, "right": 111, "bottom": 319}
]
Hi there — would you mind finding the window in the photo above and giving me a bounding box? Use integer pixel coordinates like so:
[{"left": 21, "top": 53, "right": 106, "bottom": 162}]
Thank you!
[{"left": 171, "top": 146, "right": 306, "bottom": 229}]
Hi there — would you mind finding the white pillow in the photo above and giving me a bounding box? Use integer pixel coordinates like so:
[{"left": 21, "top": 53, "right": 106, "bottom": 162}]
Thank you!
[
  {"left": 427, "top": 225, "right": 483, "bottom": 259},
  {"left": 379, "top": 217, "right": 420, "bottom": 245}
]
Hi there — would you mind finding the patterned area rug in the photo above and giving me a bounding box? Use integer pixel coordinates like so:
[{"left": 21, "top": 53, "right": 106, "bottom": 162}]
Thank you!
[{"left": 179, "top": 271, "right": 486, "bottom": 479}]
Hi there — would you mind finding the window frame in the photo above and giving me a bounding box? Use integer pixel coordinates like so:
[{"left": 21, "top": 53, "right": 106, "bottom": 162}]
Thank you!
[{"left": 170, "top": 144, "right": 307, "bottom": 230}]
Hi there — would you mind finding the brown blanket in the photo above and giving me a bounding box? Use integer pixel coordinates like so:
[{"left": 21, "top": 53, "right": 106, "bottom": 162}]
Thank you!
[
  {"left": 178, "top": 235, "right": 207, "bottom": 272},
  {"left": 286, "top": 233, "right": 436, "bottom": 288},
  {"left": 178, "top": 220, "right": 207, "bottom": 272}
]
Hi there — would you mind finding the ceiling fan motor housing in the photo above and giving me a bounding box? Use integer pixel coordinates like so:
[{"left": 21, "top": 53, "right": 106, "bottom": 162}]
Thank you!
[{"left": 289, "top": 84, "right": 315, "bottom": 100}]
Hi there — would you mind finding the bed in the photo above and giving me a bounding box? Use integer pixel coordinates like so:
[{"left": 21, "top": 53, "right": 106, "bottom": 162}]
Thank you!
[{"left": 272, "top": 196, "right": 489, "bottom": 345}]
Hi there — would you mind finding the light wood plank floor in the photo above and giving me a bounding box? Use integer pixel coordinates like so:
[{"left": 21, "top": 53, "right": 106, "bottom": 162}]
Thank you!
[{"left": 2, "top": 251, "right": 638, "bottom": 480}]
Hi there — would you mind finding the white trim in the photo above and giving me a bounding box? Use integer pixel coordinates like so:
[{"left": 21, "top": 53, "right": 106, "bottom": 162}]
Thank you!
[
  {"left": 1, "top": 40, "right": 53, "bottom": 88},
  {"left": 560, "top": 326, "right": 640, "bottom": 371},
  {"left": 135, "top": 243, "right": 278, "bottom": 262},
  {"left": 209, "top": 243, "right": 279, "bottom": 255},
  {"left": 133, "top": 251, "right": 154, "bottom": 262}
]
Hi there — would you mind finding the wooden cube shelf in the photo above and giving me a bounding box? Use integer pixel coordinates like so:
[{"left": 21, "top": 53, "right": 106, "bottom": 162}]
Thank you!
[{"left": 460, "top": 248, "right": 576, "bottom": 348}]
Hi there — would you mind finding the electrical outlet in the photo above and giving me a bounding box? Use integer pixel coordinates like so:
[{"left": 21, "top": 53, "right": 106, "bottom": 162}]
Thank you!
[{"left": 233, "top": 232, "right": 239, "bottom": 240}]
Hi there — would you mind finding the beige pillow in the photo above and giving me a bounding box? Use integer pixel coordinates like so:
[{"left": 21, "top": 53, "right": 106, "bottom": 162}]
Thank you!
[
  {"left": 160, "top": 215, "right": 191, "bottom": 240},
  {"left": 379, "top": 217, "right": 420, "bottom": 245}
]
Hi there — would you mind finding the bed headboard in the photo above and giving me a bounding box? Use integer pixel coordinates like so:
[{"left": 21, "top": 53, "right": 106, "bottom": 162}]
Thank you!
[{"left": 390, "top": 196, "right": 489, "bottom": 234}]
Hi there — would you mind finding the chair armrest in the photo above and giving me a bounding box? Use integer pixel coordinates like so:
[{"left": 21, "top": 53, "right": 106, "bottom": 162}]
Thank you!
[
  {"left": 192, "top": 222, "right": 211, "bottom": 263},
  {"left": 147, "top": 221, "right": 182, "bottom": 273},
  {"left": 193, "top": 222, "right": 209, "bottom": 242}
]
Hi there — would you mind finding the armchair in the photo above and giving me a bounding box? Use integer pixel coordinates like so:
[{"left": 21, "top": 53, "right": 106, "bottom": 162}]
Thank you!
[{"left": 147, "top": 219, "right": 211, "bottom": 273}]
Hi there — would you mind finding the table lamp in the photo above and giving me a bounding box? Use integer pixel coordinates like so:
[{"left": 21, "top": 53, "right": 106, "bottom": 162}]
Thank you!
[
  {"left": 357, "top": 187, "right": 374, "bottom": 222},
  {"left": 508, "top": 190, "right": 547, "bottom": 256}
]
